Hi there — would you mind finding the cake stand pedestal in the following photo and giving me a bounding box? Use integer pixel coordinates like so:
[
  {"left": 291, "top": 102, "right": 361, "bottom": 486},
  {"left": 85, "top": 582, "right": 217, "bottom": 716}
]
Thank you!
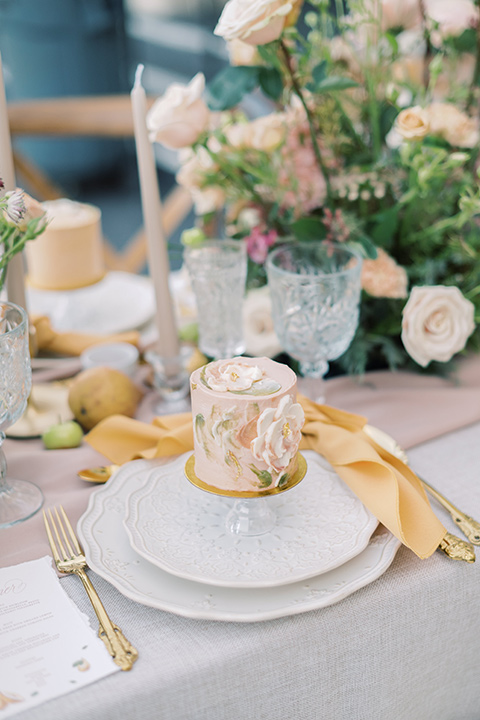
[{"left": 184, "top": 454, "right": 307, "bottom": 537}]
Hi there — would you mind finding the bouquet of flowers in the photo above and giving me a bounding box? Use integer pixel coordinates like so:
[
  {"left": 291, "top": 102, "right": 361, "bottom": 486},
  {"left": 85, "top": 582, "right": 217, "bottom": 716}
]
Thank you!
[
  {"left": 148, "top": 0, "right": 480, "bottom": 375},
  {"left": 0, "top": 178, "right": 46, "bottom": 290}
]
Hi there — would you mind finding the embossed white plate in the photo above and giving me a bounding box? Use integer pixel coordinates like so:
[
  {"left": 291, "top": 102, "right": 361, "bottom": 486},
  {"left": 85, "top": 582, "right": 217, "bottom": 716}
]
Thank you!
[
  {"left": 77, "top": 457, "right": 401, "bottom": 622},
  {"left": 123, "top": 451, "right": 379, "bottom": 588},
  {"left": 27, "top": 271, "right": 155, "bottom": 335}
]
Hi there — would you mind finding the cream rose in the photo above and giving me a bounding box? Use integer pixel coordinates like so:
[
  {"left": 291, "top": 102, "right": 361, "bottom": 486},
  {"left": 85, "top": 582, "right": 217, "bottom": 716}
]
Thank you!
[
  {"left": 147, "top": 73, "right": 209, "bottom": 149},
  {"left": 214, "top": 0, "right": 303, "bottom": 46},
  {"left": 227, "top": 38, "right": 260, "bottom": 65},
  {"left": 243, "top": 286, "right": 282, "bottom": 358},
  {"left": 251, "top": 395, "right": 304, "bottom": 475},
  {"left": 204, "top": 360, "right": 264, "bottom": 392},
  {"left": 401, "top": 285, "right": 476, "bottom": 367},
  {"left": 395, "top": 106, "right": 430, "bottom": 140},
  {"left": 424, "top": 0, "right": 478, "bottom": 46},
  {"left": 426, "top": 102, "right": 479, "bottom": 148}
]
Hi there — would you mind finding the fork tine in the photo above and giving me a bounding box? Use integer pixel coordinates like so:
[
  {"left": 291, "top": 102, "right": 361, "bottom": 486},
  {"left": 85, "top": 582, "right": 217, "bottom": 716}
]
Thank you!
[
  {"left": 43, "top": 510, "right": 62, "bottom": 565},
  {"left": 54, "top": 507, "right": 75, "bottom": 559},
  {"left": 48, "top": 508, "right": 68, "bottom": 561},
  {"left": 59, "top": 505, "right": 82, "bottom": 555}
]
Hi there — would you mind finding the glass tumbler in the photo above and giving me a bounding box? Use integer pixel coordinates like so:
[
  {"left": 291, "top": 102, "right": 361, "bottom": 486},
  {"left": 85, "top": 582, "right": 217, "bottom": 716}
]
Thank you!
[
  {"left": 266, "top": 241, "right": 363, "bottom": 401},
  {"left": 183, "top": 240, "right": 247, "bottom": 359},
  {"left": 0, "top": 302, "right": 43, "bottom": 527}
]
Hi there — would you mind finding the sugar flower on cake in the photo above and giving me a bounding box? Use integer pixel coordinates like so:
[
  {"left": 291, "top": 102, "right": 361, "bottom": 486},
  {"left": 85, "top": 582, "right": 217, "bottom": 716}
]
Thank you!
[
  {"left": 204, "top": 360, "right": 264, "bottom": 392},
  {"left": 401, "top": 285, "right": 475, "bottom": 367},
  {"left": 251, "top": 395, "right": 304, "bottom": 474}
]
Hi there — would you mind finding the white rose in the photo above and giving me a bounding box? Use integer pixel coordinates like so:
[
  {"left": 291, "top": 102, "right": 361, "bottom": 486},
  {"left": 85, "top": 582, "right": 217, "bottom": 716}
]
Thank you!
[
  {"left": 251, "top": 395, "right": 304, "bottom": 475},
  {"left": 227, "top": 38, "right": 260, "bottom": 65},
  {"left": 401, "top": 285, "right": 476, "bottom": 367},
  {"left": 204, "top": 359, "right": 264, "bottom": 392},
  {"left": 147, "top": 73, "right": 210, "bottom": 149},
  {"left": 214, "top": 0, "right": 303, "bottom": 46},
  {"left": 243, "top": 286, "right": 282, "bottom": 358}
]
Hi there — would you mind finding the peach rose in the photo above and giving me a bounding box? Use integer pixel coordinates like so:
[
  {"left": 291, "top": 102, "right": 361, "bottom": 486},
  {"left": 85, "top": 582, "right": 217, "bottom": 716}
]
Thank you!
[
  {"left": 380, "top": 0, "right": 422, "bottom": 31},
  {"left": 147, "top": 73, "right": 210, "bottom": 149},
  {"left": 361, "top": 249, "right": 408, "bottom": 299},
  {"left": 214, "top": 0, "right": 303, "bottom": 46},
  {"left": 426, "top": 102, "right": 479, "bottom": 148},
  {"left": 401, "top": 285, "right": 476, "bottom": 367},
  {"left": 395, "top": 106, "right": 430, "bottom": 140}
]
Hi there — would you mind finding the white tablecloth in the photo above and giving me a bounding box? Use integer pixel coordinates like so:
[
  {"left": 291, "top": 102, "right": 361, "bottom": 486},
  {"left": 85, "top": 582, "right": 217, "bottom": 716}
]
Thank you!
[{"left": 17, "top": 421, "right": 480, "bottom": 720}]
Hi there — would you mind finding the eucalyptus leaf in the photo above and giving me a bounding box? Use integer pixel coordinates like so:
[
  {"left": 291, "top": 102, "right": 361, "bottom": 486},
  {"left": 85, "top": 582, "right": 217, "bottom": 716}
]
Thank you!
[
  {"left": 259, "top": 67, "right": 283, "bottom": 100},
  {"left": 290, "top": 216, "right": 327, "bottom": 242},
  {"left": 314, "top": 76, "right": 359, "bottom": 93},
  {"left": 207, "top": 66, "right": 260, "bottom": 111}
]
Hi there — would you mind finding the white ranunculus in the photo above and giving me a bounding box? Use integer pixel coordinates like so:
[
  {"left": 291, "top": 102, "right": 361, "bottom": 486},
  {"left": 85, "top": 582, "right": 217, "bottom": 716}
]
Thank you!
[
  {"left": 147, "top": 73, "right": 209, "bottom": 149},
  {"left": 401, "top": 285, "right": 476, "bottom": 367},
  {"left": 243, "top": 287, "right": 282, "bottom": 358},
  {"left": 204, "top": 360, "right": 264, "bottom": 392},
  {"left": 214, "top": 0, "right": 303, "bottom": 46},
  {"left": 251, "top": 395, "right": 304, "bottom": 475}
]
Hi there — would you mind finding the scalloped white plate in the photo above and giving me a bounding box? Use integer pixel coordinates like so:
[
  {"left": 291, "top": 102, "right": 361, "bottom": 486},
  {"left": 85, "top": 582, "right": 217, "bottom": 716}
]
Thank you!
[
  {"left": 123, "top": 452, "right": 379, "bottom": 588},
  {"left": 77, "top": 456, "right": 400, "bottom": 622}
]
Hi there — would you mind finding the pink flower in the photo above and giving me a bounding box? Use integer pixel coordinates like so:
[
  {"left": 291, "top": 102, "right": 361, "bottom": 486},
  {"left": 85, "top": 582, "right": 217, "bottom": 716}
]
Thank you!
[{"left": 246, "top": 227, "right": 278, "bottom": 264}]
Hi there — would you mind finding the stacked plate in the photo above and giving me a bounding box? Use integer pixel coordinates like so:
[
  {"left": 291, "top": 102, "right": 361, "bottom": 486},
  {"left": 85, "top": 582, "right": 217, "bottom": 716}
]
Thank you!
[{"left": 77, "top": 451, "right": 401, "bottom": 622}]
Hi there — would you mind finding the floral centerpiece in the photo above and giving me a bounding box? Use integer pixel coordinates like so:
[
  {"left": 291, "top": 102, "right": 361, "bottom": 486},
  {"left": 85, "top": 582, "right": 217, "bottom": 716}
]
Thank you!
[
  {"left": 148, "top": 0, "right": 480, "bottom": 375},
  {"left": 0, "top": 178, "right": 46, "bottom": 290}
]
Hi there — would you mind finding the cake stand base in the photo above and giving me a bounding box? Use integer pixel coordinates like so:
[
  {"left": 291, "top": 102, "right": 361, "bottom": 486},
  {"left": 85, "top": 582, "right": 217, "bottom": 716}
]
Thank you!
[{"left": 184, "top": 453, "right": 307, "bottom": 537}]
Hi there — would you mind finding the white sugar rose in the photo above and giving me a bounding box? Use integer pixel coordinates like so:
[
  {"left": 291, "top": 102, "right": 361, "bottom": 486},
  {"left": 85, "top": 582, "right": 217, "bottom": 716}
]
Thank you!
[
  {"left": 395, "top": 106, "right": 430, "bottom": 140},
  {"left": 215, "top": 0, "right": 303, "bottom": 46},
  {"left": 147, "top": 73, "right": 209, "bottom": 149},
  {"left": 401, "top": 286, "right": 475, "bottom": 367},
  {"left": 251, "top": 395, "right": 304, "bottom": 475},
  {"left": 205, "top": 360, "right": 263, "bottom": 392}
]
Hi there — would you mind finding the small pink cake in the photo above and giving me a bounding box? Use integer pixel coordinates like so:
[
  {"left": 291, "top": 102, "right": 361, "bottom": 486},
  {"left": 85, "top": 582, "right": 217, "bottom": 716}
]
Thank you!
[{"left": 189, "top": 357, "right": 305, "bottom": 494}]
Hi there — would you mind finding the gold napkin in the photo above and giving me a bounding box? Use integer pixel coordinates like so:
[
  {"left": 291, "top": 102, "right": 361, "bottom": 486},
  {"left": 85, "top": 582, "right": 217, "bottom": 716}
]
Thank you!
[
  {"left": 31, "top": 315, "right": 140, "bottom": 357},
  {"left": 85, "top": 396, "right": 446, "bottom": 558}
]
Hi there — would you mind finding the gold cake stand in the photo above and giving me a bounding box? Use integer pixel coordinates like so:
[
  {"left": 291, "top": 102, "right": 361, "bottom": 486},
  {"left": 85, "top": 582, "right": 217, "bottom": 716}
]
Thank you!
[{"left": 184, "top": 453, "right": 308, "bottom": 536}]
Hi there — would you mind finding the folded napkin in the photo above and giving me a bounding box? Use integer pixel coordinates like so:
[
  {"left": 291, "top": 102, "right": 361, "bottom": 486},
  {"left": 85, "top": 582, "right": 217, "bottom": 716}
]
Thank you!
[
  {"left": 31, "top": 315, "right": 140, "bottom": 357},
  {"left": 85, "top": 396, "right": 446, "bottom": 559}
]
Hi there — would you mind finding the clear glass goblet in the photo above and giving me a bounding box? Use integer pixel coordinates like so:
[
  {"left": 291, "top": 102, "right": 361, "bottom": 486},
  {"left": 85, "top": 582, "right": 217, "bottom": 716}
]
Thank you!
[
  {"left": 266, "top": 242, "right": 363, "bottom": 402},
  {"left": 183, "top": 240, "right": 247, "bottom": 360},
  {"left": 0, "top": 302, "right": 43, "bottom": 528}
]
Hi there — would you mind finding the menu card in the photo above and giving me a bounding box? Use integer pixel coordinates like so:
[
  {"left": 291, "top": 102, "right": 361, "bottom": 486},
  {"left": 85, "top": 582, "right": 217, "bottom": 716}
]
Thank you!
[{"left": 0, "top": 556, "right": 119, "bottom": 716}]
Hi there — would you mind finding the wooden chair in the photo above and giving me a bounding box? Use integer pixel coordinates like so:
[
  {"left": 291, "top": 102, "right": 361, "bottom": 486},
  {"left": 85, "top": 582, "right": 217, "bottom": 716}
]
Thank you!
[{"left": 8, "top": 94, "right": 193, "bottom": 274}]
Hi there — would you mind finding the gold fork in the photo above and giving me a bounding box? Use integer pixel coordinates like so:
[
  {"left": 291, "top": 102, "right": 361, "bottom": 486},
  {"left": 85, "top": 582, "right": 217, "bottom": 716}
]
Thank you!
[{"left": 43, "top": 506, "right": 138, "bottom": 671}]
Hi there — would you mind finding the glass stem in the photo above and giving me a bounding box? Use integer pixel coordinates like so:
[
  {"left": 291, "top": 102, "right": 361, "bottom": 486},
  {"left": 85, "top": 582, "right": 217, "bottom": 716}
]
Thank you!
[
  {"left": 299, "top": 361, "right": 329, "bottom": 404},
  {"left": 0, "top": 432, "right": 9, "bottom": 492}
]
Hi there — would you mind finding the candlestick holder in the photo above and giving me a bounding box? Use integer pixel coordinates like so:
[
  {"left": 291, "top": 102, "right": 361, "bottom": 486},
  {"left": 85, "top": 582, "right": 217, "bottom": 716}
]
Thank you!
[
  {"left": 145, "top": 346, "right": 193, "bottom": 408},
  {"left": 184, "top": 453, "right": 307, "bottom": 536}
]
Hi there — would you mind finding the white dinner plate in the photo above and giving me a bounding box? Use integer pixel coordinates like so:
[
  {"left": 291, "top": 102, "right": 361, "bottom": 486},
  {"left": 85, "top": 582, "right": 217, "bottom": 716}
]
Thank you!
[
  {"left": 27, "top": 271, "right": 155, "bottom": 335},
  {"left": 77, "top": 457, "right": 401, "bottom": 622},
  {"left": 123, "top": 452, "right": 379, "bottom": 588}
]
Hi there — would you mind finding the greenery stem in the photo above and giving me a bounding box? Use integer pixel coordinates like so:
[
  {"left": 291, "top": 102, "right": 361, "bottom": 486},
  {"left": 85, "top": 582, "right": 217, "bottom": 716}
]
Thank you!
[
  {"left": 467, "top": 0, "right": 480, "bottom": 110},
  {"left": 279, "top": 40, "right": 332, "bottom": 197}
]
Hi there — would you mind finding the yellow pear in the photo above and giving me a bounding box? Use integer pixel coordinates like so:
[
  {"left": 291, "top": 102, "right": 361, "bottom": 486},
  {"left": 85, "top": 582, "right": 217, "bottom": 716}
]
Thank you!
[{"left": 68, "top": 366, "right": 143, "bottom": 431}]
